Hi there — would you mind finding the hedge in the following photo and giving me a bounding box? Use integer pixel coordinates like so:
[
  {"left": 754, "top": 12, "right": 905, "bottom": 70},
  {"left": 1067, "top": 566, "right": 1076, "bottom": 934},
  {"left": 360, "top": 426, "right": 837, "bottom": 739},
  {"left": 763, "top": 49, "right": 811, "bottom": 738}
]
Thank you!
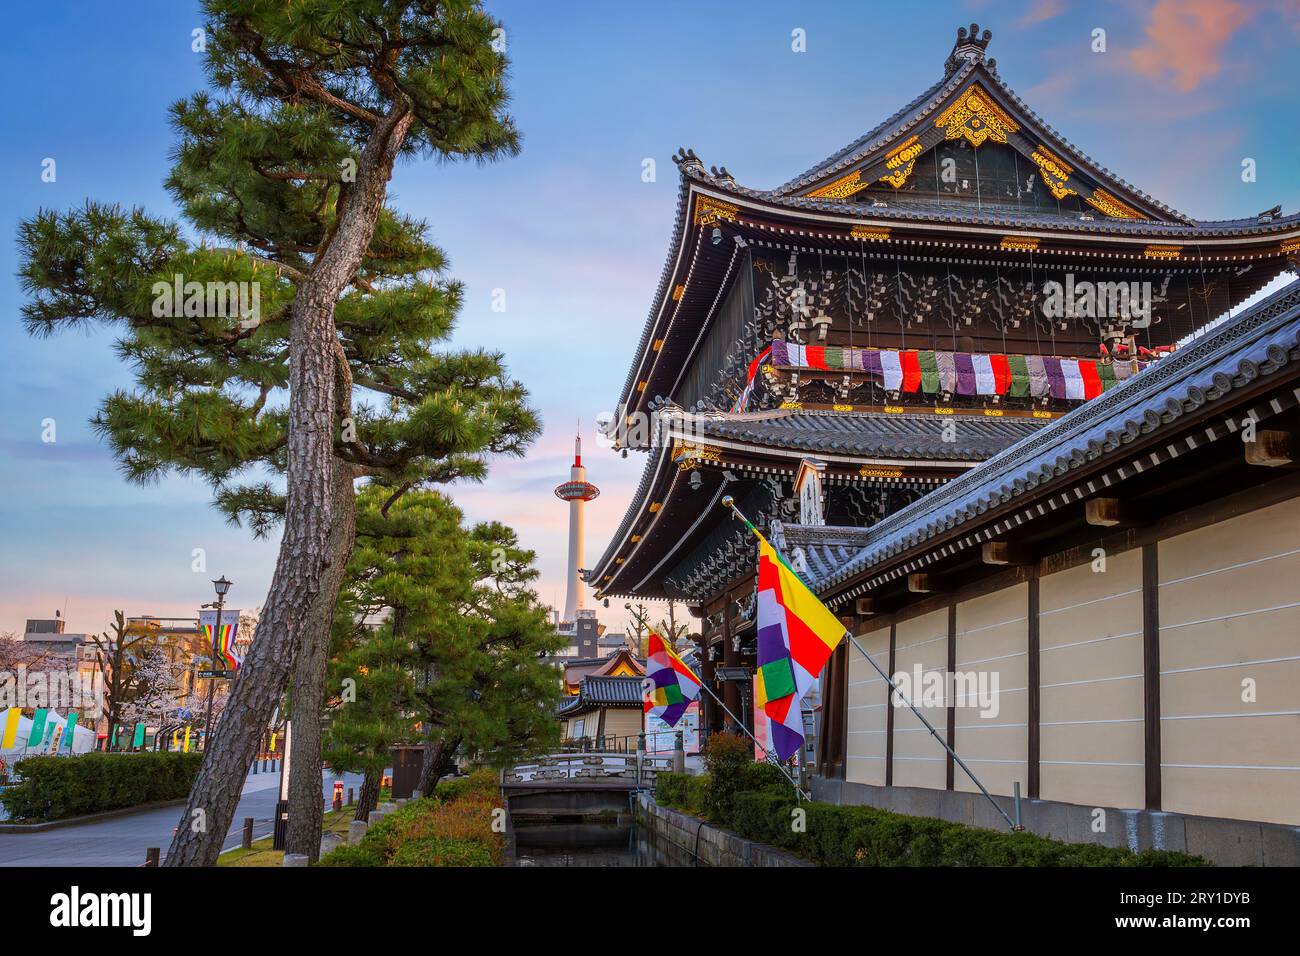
[
  {"left": 654, "top": 772, "right": 1204, "bottom": 867},
  {"left": 317, "top": 771, "right": 504, "bottom": 867},
  {"left": 0, "top": 752, "right": 204, "bottom": 822}
]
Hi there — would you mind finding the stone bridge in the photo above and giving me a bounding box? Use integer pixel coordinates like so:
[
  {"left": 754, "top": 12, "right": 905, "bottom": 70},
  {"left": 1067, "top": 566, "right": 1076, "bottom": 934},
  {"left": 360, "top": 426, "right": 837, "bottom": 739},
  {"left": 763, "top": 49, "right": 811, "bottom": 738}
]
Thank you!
[{"left": 501, "top": 752, "right": 672, "bottom": 817}]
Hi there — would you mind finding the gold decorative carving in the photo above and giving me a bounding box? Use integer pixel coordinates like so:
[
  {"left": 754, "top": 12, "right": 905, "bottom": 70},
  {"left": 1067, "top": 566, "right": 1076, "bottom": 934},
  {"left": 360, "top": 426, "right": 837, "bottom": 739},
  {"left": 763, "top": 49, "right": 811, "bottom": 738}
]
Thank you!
[
  {"left": 878, "top": 135, "right": 923, "bottom": 188},
  {"left": 807, "top": 170, "right": 866, "bottom": 199},
  {"left": 851, "top": 225, "right": 891, "bottom": 241},
  {"left": 1029, "top": 146, "right": 1076, "bottom": 200},
  {"left": 675, "top": 442, "right": 722, "bottom": 470},
  {"left": 1085, "top": 187, "right": 1143, "bottom": 220},
  {"left": 630, "top": 534, "right": 641, "bottom": 543},
  {"left": 671, "top": 285, "right": 685, "bottom": 301},
  {"left": 636, "top": 381, "right": 647, "bottom": 392},
  {"left": 1143, "top": 244, "right": 1182, "bottom": 260},
  {"left": 652, "top": 338, "right": 664, "bottom": 351},
  {"left": 859, "top": 466, "right": 904, "bottom": 479},
  {"left": 1000, "top": 236, "right": 1040, "bottom": 251},
  {"left": 933, "top": 84, "right": 1019, "bottom": 147},
  {"left": 648, "top": 502, "right": 662, "bottom": 513},
  {"left": 1280, "top": 237, "right": 1300, "bottom": 255},
  {"left": 694, "top": 196, "right": 739, "bottom": 226}
]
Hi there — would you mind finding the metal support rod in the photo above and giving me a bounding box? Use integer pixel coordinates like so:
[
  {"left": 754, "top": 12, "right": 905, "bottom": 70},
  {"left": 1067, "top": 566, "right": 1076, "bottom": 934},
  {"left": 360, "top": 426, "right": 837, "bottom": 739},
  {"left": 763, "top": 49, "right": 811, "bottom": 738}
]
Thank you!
[
  {"left": 719, "top": 495, "right": 1011, "bottom": 826},
  {"left": 844, "top": 630, "right": 1019, "bottom": 831},
  {"left": 698, "top": 683, "right": 809, "bottom": 801}
]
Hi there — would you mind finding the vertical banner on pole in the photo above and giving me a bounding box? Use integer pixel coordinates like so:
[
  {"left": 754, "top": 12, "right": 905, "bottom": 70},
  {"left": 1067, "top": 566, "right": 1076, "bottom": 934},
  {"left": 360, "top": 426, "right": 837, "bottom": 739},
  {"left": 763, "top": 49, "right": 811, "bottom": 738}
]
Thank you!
[
  {"left": 26, "top": 708, "right": 49, "bottom": 748},
  {"left": 1, "top": 707, "right": 21, "bottom": 749},
  {"left": 199, "top": 608, "right": 244, "bottom": 672},
  {"left": 46, "top": 722, "right": 61, "bottom": 753},
  {"left": 132, "top": 723, "right": 146, "bottom": 749},
  {"left": 183, "top": 726, "right": 192, "bottom": 753},
  {"left": 752, "top": 676, "right": 772, "bottom": 760},
  {"left": 62, "top": 714, "right": 79, "bottom": 753}
]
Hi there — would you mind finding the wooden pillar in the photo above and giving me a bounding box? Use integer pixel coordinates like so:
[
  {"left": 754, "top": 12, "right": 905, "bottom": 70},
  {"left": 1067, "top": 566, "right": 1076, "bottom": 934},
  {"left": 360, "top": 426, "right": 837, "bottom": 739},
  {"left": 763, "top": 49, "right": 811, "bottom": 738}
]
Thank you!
[
  {"left": 1142, "top": 543, "right": 1162, "bottom": 810},
  {"left": 945, "top": 603, "right": 956, "bottom": 791},
  {"left": 694, "top": 632, "right": 716, "bottom": 735},
  {"left": 1027, "top": 572, "right": 1041, "bottom": 799},
  {"left": 819, "top": 639, "right": 848, "bottom": 779},
  {"left": 722, "top": 597, "right": 740, "bottom": 731},
  {"left": 885, "top": 623, "right": 897, "bottom": 787}
]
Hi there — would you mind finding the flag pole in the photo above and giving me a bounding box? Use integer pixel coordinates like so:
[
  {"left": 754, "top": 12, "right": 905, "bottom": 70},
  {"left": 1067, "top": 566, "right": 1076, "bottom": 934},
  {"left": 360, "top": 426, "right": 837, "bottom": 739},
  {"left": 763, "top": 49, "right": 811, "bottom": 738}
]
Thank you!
[
  {"left": 721, "top": 496, "right": 1020, "bottom": 832},
  {"left": 626, "top": 606, "right": 806, "bottom": 801},
  {"left": 695, "top": 682, "right": 810, "bottom": 801},
  {"left": 842, "top": 630, "right": 1018, "bottom": 831}
]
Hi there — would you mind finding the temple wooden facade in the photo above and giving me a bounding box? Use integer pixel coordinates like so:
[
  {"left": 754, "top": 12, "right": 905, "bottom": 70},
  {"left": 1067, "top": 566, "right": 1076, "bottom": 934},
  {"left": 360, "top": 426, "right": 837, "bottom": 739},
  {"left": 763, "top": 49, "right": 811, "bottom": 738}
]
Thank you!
[{"left": 591, "top": 25, "right": 1300, "bottom": 849}]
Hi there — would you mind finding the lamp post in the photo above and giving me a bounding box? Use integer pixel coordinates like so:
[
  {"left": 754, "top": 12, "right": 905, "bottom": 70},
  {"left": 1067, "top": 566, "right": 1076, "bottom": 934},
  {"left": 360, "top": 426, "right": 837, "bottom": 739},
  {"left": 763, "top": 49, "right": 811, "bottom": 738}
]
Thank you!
[{"left": 202, "top": 575, "right": 232, "bottom": 753}]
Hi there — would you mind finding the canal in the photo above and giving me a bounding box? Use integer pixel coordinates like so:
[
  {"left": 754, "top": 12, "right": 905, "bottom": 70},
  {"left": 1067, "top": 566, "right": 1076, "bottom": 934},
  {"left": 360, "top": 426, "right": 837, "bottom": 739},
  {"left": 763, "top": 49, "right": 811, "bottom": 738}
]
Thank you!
[{"left": 509, "top": 803, "right": 700, "bottom": 867}]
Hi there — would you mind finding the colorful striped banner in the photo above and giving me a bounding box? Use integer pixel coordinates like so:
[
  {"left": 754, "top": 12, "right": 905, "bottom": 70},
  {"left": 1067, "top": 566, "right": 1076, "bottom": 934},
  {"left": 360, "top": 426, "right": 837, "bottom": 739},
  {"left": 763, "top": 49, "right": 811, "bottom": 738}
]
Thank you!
[
  {"left": 769, "top": 338, "right": 1145, "bottom": 402},
  {"left": 2, "top": 707, "right": 20, "bottom": 749},
  {"left": 26, "top": 708, "right": 49, "bottom": 748}
]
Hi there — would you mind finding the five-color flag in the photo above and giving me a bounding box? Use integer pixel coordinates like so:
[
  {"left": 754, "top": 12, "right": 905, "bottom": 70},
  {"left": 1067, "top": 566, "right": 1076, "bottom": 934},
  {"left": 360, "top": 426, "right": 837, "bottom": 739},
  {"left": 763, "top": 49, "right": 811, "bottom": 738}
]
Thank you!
[
  {"left": 643, "top": 631, "right": 703, "bottom": 728},
  {"left": 745, "top": 522, "right": 846, "bottom": 761}
]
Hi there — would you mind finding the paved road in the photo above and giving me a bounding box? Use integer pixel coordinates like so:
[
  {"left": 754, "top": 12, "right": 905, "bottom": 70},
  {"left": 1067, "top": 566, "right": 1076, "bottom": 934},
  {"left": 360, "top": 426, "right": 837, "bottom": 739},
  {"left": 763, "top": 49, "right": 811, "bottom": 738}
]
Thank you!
[{"left": 0, "top": 768, "right": 368, "bottom": 866}]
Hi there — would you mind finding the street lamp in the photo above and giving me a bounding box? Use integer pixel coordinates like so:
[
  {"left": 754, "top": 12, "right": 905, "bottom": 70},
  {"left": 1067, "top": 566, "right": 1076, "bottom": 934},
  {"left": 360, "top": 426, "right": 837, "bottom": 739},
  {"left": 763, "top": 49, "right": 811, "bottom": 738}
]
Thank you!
[{"left": 202, "top": 576, "right": 233, "bottom": 753}]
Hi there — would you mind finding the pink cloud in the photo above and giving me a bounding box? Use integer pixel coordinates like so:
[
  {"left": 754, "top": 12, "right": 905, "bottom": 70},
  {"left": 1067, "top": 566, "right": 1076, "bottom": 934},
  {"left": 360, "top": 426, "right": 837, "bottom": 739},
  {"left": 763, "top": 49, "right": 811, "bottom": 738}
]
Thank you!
[
  {"left": 1020, "top": 0, "right": 1069, "bottom": 26},
  {"left": 1128, "top": 0, "right": 1254, "bottom": 92}
]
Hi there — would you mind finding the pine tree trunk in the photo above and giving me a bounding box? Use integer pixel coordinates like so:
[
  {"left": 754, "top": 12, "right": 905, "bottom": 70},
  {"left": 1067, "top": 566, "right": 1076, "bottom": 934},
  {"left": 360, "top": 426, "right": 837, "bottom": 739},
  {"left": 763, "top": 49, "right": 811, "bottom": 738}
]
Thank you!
[
  {"left": 417, "top": 735, "right": 461, "bottom": 796},
  {"left": 162, "top": 108, "right": 412, "bottom": 867},
  {"left": 355, "top": 766, "right": 382, "bottom": 822},
  {"left": 285, "top": 460, "right": 356, "bottom": 862}
]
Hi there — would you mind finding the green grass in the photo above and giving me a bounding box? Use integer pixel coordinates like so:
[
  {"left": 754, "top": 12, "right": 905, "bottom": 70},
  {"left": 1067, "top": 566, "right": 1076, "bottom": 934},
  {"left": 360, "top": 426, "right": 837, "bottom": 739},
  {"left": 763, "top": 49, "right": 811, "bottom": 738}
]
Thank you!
[{"left": 216, "top": 805, "right": 361, "bottom": 868}]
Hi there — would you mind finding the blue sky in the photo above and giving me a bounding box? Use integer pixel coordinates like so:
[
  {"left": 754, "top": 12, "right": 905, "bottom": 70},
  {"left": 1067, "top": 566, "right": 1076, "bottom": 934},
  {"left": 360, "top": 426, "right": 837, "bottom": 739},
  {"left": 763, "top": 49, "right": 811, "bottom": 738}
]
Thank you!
[{"left": 1, "top": 0, "right": 1297, "bottom": 637}]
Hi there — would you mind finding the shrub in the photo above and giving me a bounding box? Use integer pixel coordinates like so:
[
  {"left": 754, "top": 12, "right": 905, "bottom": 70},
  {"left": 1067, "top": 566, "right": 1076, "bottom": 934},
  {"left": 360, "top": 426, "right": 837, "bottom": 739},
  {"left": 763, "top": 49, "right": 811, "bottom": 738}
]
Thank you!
[
  {"left": 0, "top": 752, "right": 203, "bottom": 822},
  {"left": 701, "top": 733, "right": 764, "bottom": 823},
  {"left": 317, "top": 781, "right": 504, "bottom": 867},
  {"left": 726, "top": 792, "right": 1206, "bottom": 867},
  {"left": 655, "top": 772, "right": 689, "bottom": 808},
  {"left": 390, "top": 836, "right": 495, "bottom": 867}
]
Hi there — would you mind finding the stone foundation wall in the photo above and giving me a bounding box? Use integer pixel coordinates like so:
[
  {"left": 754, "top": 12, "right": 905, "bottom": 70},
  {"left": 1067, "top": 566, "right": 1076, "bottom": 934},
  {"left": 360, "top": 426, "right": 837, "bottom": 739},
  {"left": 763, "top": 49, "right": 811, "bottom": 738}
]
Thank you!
[{"left": 634, "top": 793, "right": 812, "bottom": 867}]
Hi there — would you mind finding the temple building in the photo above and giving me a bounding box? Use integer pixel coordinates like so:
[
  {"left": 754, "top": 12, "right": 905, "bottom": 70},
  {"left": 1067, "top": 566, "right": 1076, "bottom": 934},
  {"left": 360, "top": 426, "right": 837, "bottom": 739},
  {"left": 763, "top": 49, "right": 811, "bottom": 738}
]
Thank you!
[{"left": 591, "top": 24, "right": 1300, "bottom": 862}]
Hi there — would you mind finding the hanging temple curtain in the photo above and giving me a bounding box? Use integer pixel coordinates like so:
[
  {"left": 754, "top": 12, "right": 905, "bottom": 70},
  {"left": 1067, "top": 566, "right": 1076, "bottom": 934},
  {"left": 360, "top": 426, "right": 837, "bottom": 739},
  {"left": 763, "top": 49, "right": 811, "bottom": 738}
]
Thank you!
[{"left": 769, "top": 339, "right": 1147, "bottom": 401}]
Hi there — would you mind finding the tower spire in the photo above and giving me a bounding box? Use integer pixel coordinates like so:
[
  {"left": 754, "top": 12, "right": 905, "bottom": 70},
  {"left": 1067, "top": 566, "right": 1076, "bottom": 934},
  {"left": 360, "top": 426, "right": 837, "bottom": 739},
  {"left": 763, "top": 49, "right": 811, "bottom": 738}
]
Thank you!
[{"left": 554, "top": 429, "right": 600, "bottom": 624}]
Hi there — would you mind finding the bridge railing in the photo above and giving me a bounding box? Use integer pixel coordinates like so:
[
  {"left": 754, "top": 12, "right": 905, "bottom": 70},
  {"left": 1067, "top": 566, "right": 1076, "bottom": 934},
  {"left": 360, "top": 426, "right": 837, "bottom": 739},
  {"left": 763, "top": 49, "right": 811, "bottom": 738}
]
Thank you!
[
  {"left": 503, "top": 751, "right": 673, "bottom": 786},
  {"left": 557, "top": 731, "right": 680, "bottom": 754}
]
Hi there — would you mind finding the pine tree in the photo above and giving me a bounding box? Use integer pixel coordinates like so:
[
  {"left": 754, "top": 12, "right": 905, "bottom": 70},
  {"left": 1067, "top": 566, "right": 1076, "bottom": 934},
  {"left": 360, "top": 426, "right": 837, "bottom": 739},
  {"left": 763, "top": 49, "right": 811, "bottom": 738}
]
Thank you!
[
  {"left": 324, "top": 487, "right": 564, "bottom": 821},
  {"left": 16, "top": 1, "right": 524, "bottom": 866}
]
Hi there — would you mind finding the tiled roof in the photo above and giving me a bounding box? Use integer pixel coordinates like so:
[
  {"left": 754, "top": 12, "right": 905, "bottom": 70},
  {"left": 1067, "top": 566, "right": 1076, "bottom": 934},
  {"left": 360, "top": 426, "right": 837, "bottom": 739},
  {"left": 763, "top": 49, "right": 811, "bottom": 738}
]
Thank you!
[
  {"left": 556, "top": 675, "right": 646, "bottom": 716},
  {"left": 772, "top": 522, "right": 876, "bottom": 585},
  {"left": 695, "top": 409, "right": 1045, "bottom": 462},
  {"left": 692, "top": 161, "right": 1300, "bottom": 238},
  {"left": 773, "top": 64, "right": 969, "bottom": 196},
  {"left": 816, "top": 279, "right": 1300, "bottom": 594}
]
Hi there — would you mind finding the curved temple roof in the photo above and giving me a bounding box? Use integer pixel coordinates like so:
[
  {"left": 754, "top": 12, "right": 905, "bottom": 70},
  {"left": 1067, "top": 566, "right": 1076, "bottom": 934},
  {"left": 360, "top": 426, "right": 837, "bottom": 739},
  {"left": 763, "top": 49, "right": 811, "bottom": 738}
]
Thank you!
[
  {"left": 613, "top": 24, "right": 1300, "bottom": 421},
  {"left": 814, "top": 278, "right": 1300, "bottom": 599}
]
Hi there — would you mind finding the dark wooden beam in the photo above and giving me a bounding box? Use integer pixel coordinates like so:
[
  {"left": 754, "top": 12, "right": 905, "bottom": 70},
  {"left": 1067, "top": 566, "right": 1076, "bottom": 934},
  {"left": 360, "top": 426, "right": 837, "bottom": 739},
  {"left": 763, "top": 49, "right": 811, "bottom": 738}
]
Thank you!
[
  {"left": 854, "top": 597, "right": 876, "bottom": 616},
  {"left": 982, "top": 541, "right": 1030, "bottom": 566},
  {"left": 946, "top": 604, "right": 956, "bottom": 791},
  {"left": 1244, "top": 429, "right": 1293, "bottom": 467},
  {"left": 907, "top": 573, "right": 935, "bottom": 594},
  {"left": 1142, "top": 543, "right": 1162, "bottom": 811},
  {"left": 1027, "top": 573, "right": 1041, "bottom": 799},
  {"left": 885, "top": 623, "right": 896, "bottom": 787},
  {"left": 1085, "top": 497, "right": 1136, "bottom": 527}
]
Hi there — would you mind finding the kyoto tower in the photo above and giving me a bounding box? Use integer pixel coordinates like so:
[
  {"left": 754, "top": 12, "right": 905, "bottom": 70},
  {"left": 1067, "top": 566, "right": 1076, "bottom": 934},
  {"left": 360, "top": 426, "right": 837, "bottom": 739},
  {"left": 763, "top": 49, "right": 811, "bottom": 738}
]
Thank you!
[{"left": 554, "top": 433, "right": 600, "bottom": 623}]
